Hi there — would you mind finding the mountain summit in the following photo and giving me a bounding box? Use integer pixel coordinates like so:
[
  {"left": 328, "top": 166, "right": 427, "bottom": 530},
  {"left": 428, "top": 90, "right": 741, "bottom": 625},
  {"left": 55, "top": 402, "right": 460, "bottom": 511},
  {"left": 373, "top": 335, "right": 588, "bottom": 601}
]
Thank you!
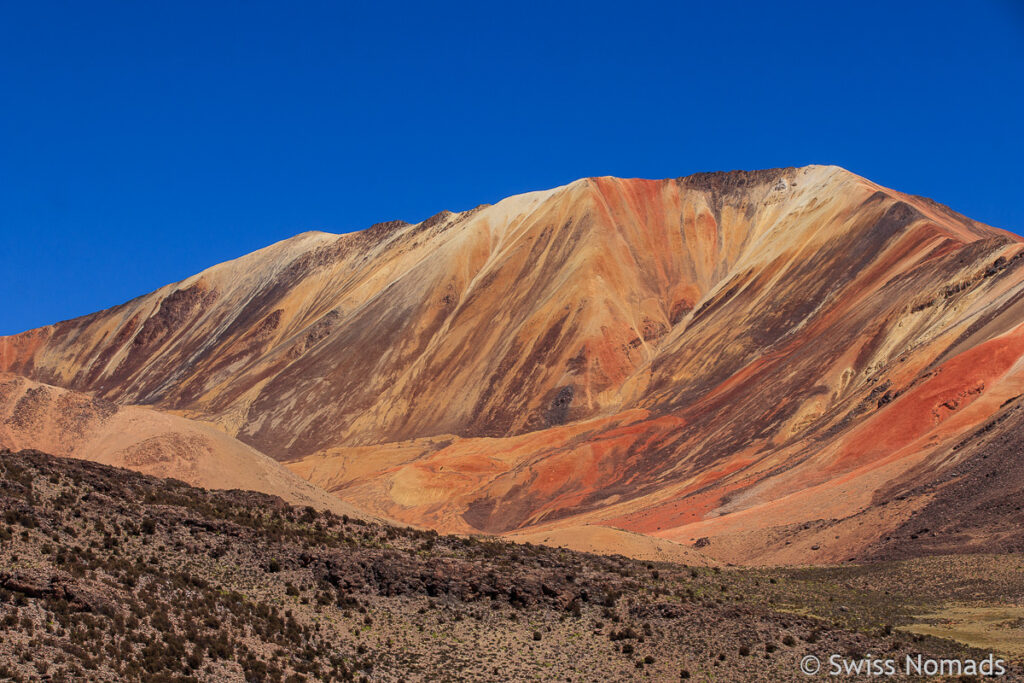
[{"left": 5, "top": 165, "right": 1024, "bottom": 563}]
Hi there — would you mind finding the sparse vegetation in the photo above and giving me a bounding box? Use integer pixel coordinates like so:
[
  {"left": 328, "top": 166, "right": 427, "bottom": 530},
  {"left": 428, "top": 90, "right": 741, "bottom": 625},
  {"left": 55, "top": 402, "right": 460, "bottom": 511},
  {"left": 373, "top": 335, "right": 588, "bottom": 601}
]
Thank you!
[{"left": 0, "top": 449, "right": 1021, "bottom": 681}]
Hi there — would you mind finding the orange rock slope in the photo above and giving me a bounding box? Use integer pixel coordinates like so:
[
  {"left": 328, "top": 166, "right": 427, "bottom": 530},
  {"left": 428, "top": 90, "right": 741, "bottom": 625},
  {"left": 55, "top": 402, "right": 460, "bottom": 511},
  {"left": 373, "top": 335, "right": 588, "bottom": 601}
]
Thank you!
[
  {"left": 0, "top": 373, "right": 371, "bottom": 519},
  {"left": 4, "top": 165, "right": 1024, "bottom": 564}
]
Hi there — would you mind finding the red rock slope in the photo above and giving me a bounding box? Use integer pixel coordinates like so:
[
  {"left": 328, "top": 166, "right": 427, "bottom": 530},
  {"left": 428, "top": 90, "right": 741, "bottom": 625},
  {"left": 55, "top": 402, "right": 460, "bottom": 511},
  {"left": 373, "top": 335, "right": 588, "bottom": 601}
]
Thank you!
[{"left": 4, "top": 165, "right": 1024, "bottom": 563}]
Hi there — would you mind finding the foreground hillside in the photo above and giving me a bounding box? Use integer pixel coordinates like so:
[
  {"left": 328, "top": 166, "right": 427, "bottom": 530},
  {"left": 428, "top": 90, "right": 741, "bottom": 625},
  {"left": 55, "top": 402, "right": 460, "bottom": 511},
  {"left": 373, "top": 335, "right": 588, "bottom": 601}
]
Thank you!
[
  {"left": 1, "top": 450, "right": 1022, "bottom": 681},
  {"left": 4, "top": 166, "right": 1024, "bottom": 563}
]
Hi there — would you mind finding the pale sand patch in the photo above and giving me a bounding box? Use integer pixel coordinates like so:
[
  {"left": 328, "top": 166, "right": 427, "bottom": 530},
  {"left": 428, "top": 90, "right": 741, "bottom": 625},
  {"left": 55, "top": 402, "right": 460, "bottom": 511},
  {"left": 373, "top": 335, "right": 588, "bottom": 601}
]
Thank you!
[
  {"left": 900, "top": 606, "right": 1024, "bottom": 657},
  {"left": 0, "top": 372, "right": 377, "bottom": 521},
  {"left": 504, "top": 524, "right": 717, "bottom": 566}
]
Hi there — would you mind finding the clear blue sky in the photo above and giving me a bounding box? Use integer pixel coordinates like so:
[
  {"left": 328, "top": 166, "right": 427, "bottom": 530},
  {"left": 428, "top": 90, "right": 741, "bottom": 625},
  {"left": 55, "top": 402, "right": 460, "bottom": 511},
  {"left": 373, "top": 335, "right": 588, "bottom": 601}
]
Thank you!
[{"left": 2, "top": 1, "right": 1023, "bottom": 335}]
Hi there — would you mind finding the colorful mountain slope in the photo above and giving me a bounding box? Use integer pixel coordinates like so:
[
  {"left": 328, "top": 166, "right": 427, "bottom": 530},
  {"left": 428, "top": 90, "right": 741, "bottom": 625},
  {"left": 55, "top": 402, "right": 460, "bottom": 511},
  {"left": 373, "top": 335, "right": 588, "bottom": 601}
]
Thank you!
[{"left": 4, "top": 165, "right": 1023, "bottom": 563}]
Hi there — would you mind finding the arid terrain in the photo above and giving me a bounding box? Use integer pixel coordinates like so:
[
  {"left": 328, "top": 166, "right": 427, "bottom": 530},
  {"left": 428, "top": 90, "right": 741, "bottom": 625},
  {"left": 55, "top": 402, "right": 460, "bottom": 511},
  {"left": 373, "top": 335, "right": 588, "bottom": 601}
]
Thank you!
[
  {"left": 3, "top": 166, "right": 1024, "bottom": 565},
  {"left": 2, "top": 450, "right": 1021, "bottom": 682},
  {"left": 2, "top": 166, "right": 1024, "bottom": 679},
  {"left": 0, "top": 373, "right": 370, "bottom": 521}
]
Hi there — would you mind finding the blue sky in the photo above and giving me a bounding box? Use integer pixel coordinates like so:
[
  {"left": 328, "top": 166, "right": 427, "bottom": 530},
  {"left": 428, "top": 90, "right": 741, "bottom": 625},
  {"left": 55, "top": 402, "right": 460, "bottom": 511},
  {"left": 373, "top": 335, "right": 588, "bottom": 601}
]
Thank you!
[{"left": 2, "top": 0, "right": 1023, "bottom": 335}]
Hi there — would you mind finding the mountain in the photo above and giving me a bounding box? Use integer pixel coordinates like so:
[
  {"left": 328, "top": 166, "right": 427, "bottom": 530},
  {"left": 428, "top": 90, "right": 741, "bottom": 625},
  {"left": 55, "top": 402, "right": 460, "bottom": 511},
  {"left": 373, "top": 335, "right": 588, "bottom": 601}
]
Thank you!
[{"left": 4, "top": 165, "right": 1024, "bottom": 564}]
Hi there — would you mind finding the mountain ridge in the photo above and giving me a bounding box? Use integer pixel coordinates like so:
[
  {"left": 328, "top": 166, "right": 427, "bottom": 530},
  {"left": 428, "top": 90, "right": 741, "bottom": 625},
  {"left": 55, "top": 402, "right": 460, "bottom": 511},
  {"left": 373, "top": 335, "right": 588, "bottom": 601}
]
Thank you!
[{"left": 4, "top": 165, "right": 1024, "bottom": 564}]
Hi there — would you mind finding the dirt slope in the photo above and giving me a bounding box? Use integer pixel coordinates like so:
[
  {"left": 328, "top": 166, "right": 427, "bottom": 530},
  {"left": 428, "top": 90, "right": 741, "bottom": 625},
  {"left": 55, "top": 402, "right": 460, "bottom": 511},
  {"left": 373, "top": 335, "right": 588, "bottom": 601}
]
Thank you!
[{"left": 0, "top": 373, "right": 369, "bottom": 518}]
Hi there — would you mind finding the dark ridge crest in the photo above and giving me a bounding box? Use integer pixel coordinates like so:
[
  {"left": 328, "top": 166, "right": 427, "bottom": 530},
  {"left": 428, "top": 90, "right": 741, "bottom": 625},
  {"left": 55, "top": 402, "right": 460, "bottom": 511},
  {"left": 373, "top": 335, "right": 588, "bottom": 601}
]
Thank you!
[
  {"left": 418, "top": 210, "right": 454, "bottom": 231},
  {"left": 679, "top": 167, "right": 799, "bottom": 193},
  {"left": 363, "top": 219, "right": 411, "bottom": 238}
]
